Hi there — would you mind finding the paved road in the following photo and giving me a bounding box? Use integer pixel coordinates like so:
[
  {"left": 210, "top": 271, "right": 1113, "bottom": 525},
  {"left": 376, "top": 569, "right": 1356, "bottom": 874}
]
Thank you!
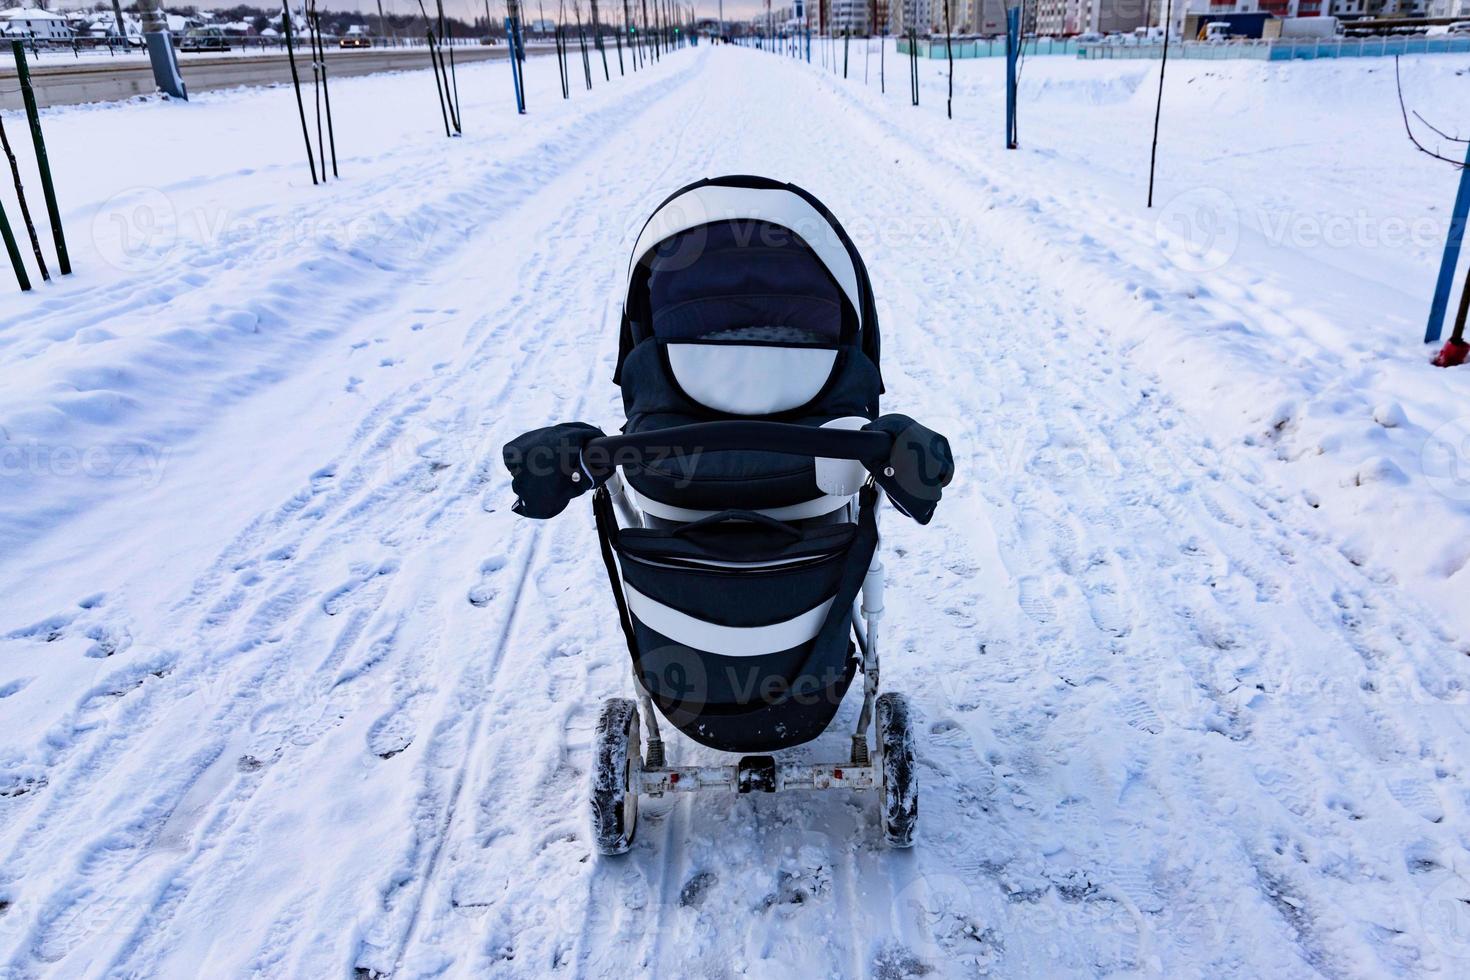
[{"left": 0, "top": 46, "right": 512, "bottom": 111}]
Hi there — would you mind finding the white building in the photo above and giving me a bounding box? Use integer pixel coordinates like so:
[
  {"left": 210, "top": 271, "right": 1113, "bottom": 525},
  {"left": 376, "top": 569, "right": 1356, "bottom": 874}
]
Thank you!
[
  {"left": 0, "top": 7, "right": 74, "bottom": 39},
  {"left": 1428, "top": 0, "right": 1470, "bottom": 14}
]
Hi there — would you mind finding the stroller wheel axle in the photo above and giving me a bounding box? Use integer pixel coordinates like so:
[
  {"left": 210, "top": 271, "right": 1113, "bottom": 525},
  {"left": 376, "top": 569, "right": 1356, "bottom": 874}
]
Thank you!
[{"left": 639, "top": 759, "right": 879, "bottom": 796}]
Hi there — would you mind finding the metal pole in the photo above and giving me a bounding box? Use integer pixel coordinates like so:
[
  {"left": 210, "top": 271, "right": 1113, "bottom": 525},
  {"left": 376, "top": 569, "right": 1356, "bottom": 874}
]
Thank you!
[
  {"left": 11, "top": 41, "right": 70, "bottom": 274},
  {"left": 0, "top": 200, "right": 28, "bottom": 291},
  {"left": 506, "top": 17, "right": 527, "bottom": 111},
  {"left": 281, "top": 4, "right": 319, "bottom": 184},
  {"left": 312, "top": 8, "right": 338, "bottom": 178},
  {"left": 1425, "top": 140, "right": 1470, "bottom": 344},
  {"left": 1146, "top": 0, "right": 1173, "bottom": 206},
  {"left": 945, "top": 0, "right": 953, "bottom": 119},
  {"left": 0, "top": 115, "right": 48, "bottom": 280},
  {"left": 1004, "top": 6, "right": 1018, "bottom": 144}
]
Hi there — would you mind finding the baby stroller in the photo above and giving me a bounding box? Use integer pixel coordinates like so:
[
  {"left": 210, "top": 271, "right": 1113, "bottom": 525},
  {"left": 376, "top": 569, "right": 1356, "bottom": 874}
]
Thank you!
[{"left": 504, "top": 176, "right": 954, "bottom": 854}]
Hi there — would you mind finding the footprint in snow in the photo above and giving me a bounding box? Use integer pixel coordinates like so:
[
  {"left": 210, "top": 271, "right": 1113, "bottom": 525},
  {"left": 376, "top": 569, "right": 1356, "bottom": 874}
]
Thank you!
[
  {"left": 678, "top": 871, "right": 717, "bottom": 908},
  {"left": 84, "top": 624, "right": 133, "bottom": 659},
  {"left": 0, "top": 677, "right": 34, "bottom": 699},
  {"left": 4, "top": 612, "right": 75, "bottom": 643},
  {"left": 367, "top": 696, "right": 422, "bottom": 760},
  {"left": 468, "top": 555, "right": 508, "bottom": 607},
  {"left": 310, "top": 464, "right": 337, "bottom": 493}
]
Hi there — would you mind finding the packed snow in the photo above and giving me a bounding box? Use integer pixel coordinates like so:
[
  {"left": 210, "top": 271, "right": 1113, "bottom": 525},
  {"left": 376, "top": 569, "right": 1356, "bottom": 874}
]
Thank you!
[{"left": 2, "top": 41, "right": 1470, "bottom": 978}]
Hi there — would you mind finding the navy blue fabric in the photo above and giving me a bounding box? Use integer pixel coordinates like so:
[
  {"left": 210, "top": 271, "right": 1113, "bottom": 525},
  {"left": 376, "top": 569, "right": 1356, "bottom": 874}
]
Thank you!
[
  {"left": 619, "top": 518, "right": 854, "bottom": 563},
  {"left": 646, "top": 221, "right": 845, "bottom": 342},
  {"left": 616, "top": 530, "right": 849, "bottom": 628},
  {"left": 633, "top": 622, "right": 857, "bottom": 752},
  {"left": 614, "top": 176, "right": 883, "bottom": 392},
  {"left": 864, "top": 414, "right": 956, "bottom": 525},
  {"left": 617, "top": 340, "right": 881, "bottom": 509},
  {"left": 622, "top": 485, "right": 880, "bottom": 753},
  {"left": 502, "top": 422, "right": 604, "bottom": 519}
]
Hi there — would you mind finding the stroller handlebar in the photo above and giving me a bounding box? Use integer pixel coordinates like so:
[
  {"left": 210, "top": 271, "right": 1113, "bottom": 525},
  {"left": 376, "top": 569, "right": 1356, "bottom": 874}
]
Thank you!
[{"left": 581, "top": 421, "right": 893, "bottom": 478}]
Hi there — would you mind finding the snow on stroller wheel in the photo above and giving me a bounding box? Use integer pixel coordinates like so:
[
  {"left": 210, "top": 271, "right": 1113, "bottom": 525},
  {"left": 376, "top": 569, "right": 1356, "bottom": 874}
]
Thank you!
[
  {"left": 591, "top": 698, "right": 641, "bottom": 856},
  {"left": 876, "top": 692, "right": 917, "bottom": 848}
]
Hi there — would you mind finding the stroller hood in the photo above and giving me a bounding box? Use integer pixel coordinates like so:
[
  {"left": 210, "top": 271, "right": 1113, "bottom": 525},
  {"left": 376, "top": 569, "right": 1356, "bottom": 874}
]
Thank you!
[{"left": 613, "top": 175, "right": 883, "bottom": 392}]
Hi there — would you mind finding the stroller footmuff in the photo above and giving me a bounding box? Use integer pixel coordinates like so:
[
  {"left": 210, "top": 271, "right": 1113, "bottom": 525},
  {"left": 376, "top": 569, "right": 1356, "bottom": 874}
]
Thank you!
[{"left": 504, "top": 176, "right": 954, "bottom": 854}]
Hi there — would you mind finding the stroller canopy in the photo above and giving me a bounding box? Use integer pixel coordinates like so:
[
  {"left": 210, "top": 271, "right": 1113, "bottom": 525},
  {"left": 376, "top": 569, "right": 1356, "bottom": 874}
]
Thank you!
[
  {"left": 610, "top": 176, "right": 888, "bottom": 517},
  {"left": 614, "top": 175, "right": 883, "bottom": 405}
]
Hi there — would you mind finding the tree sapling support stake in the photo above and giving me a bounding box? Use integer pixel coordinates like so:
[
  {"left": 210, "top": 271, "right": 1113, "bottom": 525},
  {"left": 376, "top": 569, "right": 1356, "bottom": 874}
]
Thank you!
[
  {"left": 446, "top": 21, "right": 463, "bottom": 133},
  {"left": 0, "top": 114, "right": 48, "bottom": 280},
  {"left": 506, "top": 17, "right": 527, "bottom": 112},
  {"left": 1146, "top": 0, "right": 1173, "bottom": 206},
  {"left": 309, "top": 16, "right": 326, "bottom": 178},
  {"left": 316, "top": 15, "right": 338, "bottom": 177},
  {"left": 909, "top": 29, "right": 919, "bottom": 106},
  {"left": 11, "top": 40, "right": 70, "bottom": 275},
  {"left": 1425, "top": 139, "right": 1470, "bottom": 347},
  {"left": 0, "top": 200, "right": 30, "bottom": 291},
  {"left": 945, "top": 1, "right": 954, "bottom": 120},
  {"left": 578, "top": 13, "right": 592, "bottom": 90},
  {"left": 281, "top": 5, "right": 319, "bottom": 184},
  {"left": 1004, "top": 6, "right": 1018, "bottom": 145},
  {"left": 426, "top": 28, "right": 453, "bottom": 135},
  {"left": 556, "top": 27, "right": 569, "bottom": 98}
]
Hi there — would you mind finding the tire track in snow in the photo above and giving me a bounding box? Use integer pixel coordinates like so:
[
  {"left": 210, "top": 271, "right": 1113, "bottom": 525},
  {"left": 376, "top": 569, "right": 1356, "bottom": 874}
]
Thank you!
[
  {"left": 360, "top": 57, "right": 722, "bottom": 979},
  {"left": 767, "top": 48, "right": 1470, "bottom": 976}
]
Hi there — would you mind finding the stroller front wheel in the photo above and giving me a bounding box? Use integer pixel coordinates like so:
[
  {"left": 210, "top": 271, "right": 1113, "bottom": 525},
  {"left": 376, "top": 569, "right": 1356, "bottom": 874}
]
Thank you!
[
  {"left": 876, "top": 692, "right": 918, "bottom": 848},
  {"left": 591, "top": 697, "right": 641, "bottom": 856}
]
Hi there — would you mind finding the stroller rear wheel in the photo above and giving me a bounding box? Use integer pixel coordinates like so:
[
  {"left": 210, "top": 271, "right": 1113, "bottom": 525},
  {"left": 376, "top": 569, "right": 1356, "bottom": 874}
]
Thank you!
[
  {"left": 591, "top": 698, "right": 641, "bottom": 856},
  {"left": 876, "top": 692, "right": 917, "bottom": 848}
]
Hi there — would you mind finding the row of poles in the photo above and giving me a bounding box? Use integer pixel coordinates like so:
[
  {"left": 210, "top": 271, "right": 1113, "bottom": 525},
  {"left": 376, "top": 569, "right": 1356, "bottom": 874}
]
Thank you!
[
  {"left": 737, "top": 9, "right": 1022, "bottom": 145},
  {"left": 553, "top": 1, "right": 697, "bottom": 103},
  {"left": 281, "top": 0, "right": 697, "bottom": 183},
  {"left": 283, "top": 0, "right": 341, "bottom": 186},
  {"left": 744, "top": 8, "right": 1466, "bottom": 365},
  {"left": 0, "top": 40, "right": 71, "bottom": 292}
]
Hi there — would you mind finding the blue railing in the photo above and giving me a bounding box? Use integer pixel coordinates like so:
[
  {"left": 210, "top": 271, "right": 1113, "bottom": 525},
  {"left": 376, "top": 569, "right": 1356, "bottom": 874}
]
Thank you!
[
  {"left": 897, "top": 35, "right": 1470, "bottom": 61},
  {"left": 898, "top": 36, "right": 1080, "bottom": 59},
  {"left": 1074, "top": 36, "right": 1470, "bottom": 61}
]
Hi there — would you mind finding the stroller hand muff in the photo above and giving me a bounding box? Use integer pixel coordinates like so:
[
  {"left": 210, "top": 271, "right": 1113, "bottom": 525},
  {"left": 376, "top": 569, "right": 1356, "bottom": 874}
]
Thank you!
[{"left": 501, "top": 176, "right": 952, "bottom": 854}]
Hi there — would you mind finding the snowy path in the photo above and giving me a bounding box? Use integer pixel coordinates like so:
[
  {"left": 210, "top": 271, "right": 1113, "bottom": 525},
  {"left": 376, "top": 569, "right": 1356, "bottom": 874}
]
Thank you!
[{"left": 2, "top": 47, "right": 1469, "bottom": 979}]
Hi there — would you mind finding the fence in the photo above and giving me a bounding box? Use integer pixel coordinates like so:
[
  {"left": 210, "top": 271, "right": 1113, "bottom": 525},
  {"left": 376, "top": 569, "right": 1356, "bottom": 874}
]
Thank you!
[
  {"left": 899, "top": 36, "right": 1080, "bottom": 59},
  {"left": 1076, "top": 35, "right": 1470, "bottom": 61},
  {"left": 897, "top": 34, "right": 1470, "bottom": 61}
]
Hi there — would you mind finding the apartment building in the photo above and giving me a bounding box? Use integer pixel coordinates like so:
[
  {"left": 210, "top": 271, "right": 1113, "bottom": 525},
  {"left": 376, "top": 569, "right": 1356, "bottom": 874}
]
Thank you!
[{"left": 1033, "top": 0, "right": 1153, "bottom": 34}]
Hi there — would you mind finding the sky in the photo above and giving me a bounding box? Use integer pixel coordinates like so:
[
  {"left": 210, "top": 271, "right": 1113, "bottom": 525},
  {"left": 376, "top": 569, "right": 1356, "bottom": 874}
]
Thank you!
[{"left": 42, "top": 0, "right": 773, "bottom": 24}]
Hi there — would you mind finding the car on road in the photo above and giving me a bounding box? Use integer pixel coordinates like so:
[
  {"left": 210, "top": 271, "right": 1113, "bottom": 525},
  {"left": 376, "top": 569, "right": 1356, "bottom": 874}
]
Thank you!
[
  {"left": 339, "top": 34, "right": 372, "bottom": 48},
  {"left": 180, "top": 27, "right": 230, "bottom": 52}
]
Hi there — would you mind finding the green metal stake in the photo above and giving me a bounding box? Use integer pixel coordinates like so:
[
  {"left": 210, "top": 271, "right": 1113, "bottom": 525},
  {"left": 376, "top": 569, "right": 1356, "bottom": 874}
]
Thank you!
[
  {"left": 12, "top": 41, "right": 69, "bottom": 276},
  {"left": 0, "top": 200, "right": 31, "bottom": 291}
]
